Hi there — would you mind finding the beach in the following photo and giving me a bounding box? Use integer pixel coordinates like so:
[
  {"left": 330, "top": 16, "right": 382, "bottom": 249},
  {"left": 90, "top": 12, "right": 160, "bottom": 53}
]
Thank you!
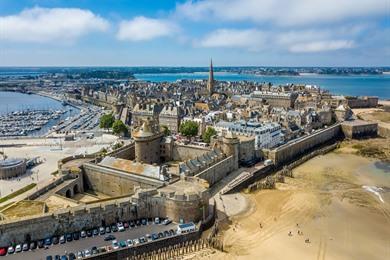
[{"left": 191, "top": 142, "right": 390, "bottom": 260}]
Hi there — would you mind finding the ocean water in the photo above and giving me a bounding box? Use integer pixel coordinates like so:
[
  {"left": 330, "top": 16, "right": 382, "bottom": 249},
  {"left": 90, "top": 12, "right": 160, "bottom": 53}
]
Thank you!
[{"left": 135, "top": 72, "right": 390, "bottom": 99}]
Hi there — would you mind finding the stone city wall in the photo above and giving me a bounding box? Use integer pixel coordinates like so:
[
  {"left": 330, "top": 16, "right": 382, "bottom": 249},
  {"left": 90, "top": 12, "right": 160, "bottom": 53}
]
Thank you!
[
  {"left": 0, "top": 188, "right": 211, "bottom": 247},
  {"left": 172, "top": 145, "right": 210, "bottom": 161},
  {"left": 378, "top": 125, "right": 390, "bottom": 138},
  {"left": 107, "top": 143, "right": 135, "bottom": 160},
  {"left": 269, "top": 123, "right": 342, "bottom": 166},
  {"left": 346, "top": 97, "right": 378, "bottom": 108},
  {"left": 195, "top": 155, "right": 235, "bottom": 186},
  {"left": 83, "top": 163, "right": 163, "bottom": 197},
  {"left": 341, "top": 122, "right": 378, "bottom": 139}
]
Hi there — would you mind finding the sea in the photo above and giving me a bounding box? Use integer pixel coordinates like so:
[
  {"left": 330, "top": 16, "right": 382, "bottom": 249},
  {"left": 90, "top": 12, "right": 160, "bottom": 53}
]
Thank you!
[{"left": 134, "top": 72, "right": 390, "bottom": 99}]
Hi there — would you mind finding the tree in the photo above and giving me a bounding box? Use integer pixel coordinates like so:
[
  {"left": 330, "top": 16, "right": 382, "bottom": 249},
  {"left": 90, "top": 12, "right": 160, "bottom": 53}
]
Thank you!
[
  {"left": 99, "top": 113, "right": 115, "bottom": 130},
  {"left": 202, "top": 126, "right": 217, "bottom": 143},
  {"left": 112, "top": 120, "right": 128, "bottom": 136},
  {"left": 179, "top": 121, "right": 199, "bottom": 138},
  {"left": 161, "top": 125, "right": 171, "bottom": 136}
]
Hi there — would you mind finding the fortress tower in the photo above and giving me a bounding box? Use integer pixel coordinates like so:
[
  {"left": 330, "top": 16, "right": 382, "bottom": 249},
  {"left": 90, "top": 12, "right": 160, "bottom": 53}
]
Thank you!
[
  {"left": 207, "top": 59, "right": 214, "bottom": 96},
  {"left": 132, "top": 120, "right": 163, "bottom": 164},
  {"left": 222, "top": 131, "right": 240, "bottom": 170}
]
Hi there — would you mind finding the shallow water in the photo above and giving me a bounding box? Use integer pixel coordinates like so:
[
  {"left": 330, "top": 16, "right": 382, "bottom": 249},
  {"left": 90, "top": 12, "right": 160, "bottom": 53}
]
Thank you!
[{"left": 356, "top": 161, "right": 390, "bottom": 204}]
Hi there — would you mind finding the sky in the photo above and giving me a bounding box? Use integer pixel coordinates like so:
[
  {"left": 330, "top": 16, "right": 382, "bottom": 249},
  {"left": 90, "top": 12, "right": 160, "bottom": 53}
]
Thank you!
[{"left": 0, "top": 0, "right": 389, "bottom": 66}]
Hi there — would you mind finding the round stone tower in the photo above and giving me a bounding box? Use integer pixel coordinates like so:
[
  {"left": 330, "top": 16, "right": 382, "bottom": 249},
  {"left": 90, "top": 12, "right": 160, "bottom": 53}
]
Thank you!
[
  {"left": 133, "top": 120, "right": 163, "bottom": 164},
  {"left": 222, "top": 131, "right": 240, "bottom": 170}
]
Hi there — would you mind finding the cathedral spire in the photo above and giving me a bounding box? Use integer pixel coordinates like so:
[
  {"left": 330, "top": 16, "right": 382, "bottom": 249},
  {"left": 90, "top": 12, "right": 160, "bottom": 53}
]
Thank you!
[{"left": 207, "top": 58, "right": 214, "bottom": 96}]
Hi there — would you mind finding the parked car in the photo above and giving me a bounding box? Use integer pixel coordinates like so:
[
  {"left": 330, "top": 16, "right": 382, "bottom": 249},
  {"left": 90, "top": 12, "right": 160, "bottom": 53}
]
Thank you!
[
  {"left": 164, "top": 230, "right": 170, "bottom": 237},
  {"left": 112, "top": 240, "right": 119, "bottom": 250},
  {"left": 61, "top": 255, "right": 68, "bottom": 260},
  {"left": 126, "top": 239, "right": 133, "bottom": 247},
  {"left": 162, "top": 218, "right": 172, "bottom": 225},
  {"left": 30, "top": 241, "right": 37, "bottom": 250},
  {"left": 46, "top": 256, "right": 53, "bottom": 260},
  {"left": 22, "top": 243, "right": 29, "bottom": 251},
  {"left": 92, "top": 229, "right": 99, "bottom": 236},
  {"left": 7, "top": 246, "right": 14, "bottom": 254},
  {"left": 68, "top": 253, "right": 76, "bottom": 260},
  {"left": 169, "top": 229, "right": 176, "bottom": 236},
  {"left": 37, "top": 240, "right": 45, "bottom": 248},
  {"left": 111, "top": 225, "right": 118, "bottom": 232},
  {"left": 154, "top": 217, "right": 160, "bottom": 224},
  {"left": 117, "top": 222, "right": 125, "bottom": 232},
  {"left": 80, "top": 231, "right": 86, "bottom": 238},
  {"left": 54, "top": 256, "right": 61, "bottom": 260},
  {"left": 73, "top": 232, "right": 80, "bottom": 240},
  {"left": 129, "top": 221, "right": 135, "bottom": 227},
  {"left": 99, "top": 227, "right": 105, "bottom": 235},
  {"left": 104, "top": 235, "right": 116, "bottom": 241},
  {"left": 15, "top": 244, "right": 22, "bottom": 253},
  {"left": 139, "top": 237, "right": 146, "bottom": 243},
  {"left": 84, "top": 249, "right": 91, "bottom": 257},
  {"left": 91, "top": 246, "right": 98, "bottom": 255},
  {"left": 132, "top": 238, "right": 139, "bottom": 245},
  {"left": 86, "top": 230, "right": 92, "bottom": 237},
  {"left": 152, "top": 233, "right": 159, "bottom": 240},
  {"left": 76, "top": 251, "right": 83, "bottom": 259},
  {"left": 44, "top": 237, "right": 52, "bottom": 246},
  {"left": 141, "top": 218, "right": 147, "bottom": 225},
  {"left": 105, "top": 226, "right": 111, "bottom": 233},
  {"left": 0, "top": 247, "right": 7, "bottom": 256},
  {"left": 123, "top": 222, "right": 129, "bottom": 229},
  {"left": 135, "top": 220, "right": 141, "bottom": 226},
  {"left": 59, "top": 235, "right": 65, "bottom": 244},
  {"left": 66, "top": 234, "right": 73, "bottom": 242},
  {"left": 119, "top": 241, "right": 127, "bottom": 248},
  {"left": 52, "top": 236, "right": 59, "bottom": 244}
]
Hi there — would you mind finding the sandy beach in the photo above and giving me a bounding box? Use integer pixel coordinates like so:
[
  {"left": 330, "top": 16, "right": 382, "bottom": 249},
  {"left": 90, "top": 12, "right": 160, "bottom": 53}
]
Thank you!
[{"left": 191, "top": 143, "right": 390, "bottom": 260}]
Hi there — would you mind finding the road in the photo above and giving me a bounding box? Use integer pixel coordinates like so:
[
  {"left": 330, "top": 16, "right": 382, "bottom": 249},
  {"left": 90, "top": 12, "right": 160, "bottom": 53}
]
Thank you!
[{"left": 5, "top": 222, "right": 177, "bottom": 260}]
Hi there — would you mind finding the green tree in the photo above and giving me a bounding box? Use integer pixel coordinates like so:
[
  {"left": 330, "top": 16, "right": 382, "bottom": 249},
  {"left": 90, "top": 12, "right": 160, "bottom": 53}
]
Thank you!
[
  {"left": 202, "top": 126, "right": 217, "bottom": 143},
  {"left": 179, "top": 121, "right": 199, "bottom": 137},
  {"left": 161, "top": 125, "right": 171, "bottom": 136},
  {"left": 112, "top": 120, "right": 128, "bottom": 136},
  {"left": 99, "top": 113, "right": 115, "bottom": 130}
]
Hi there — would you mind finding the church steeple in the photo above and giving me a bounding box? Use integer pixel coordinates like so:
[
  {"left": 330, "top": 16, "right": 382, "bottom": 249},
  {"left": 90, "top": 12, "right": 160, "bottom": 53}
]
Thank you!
[{"left": 207, "top": 59, "right": 214, "bottom": 96}]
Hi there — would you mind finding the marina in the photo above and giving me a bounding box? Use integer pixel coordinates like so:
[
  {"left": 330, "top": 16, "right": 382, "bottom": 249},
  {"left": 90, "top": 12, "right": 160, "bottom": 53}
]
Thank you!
[{"left": 0, "top": 91, "right": 103, "bottom": 138}]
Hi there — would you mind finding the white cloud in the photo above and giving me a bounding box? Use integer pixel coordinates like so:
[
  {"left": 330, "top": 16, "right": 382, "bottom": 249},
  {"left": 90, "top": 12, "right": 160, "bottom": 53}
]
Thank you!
[
  {"left": 177, "top": 0, "right": 388, "bottom": 26},
  {"left": 117, "top": 16, "right": 178, "bottom": 41},
  {"left": 198, "top": 28, "right": 266, "bottom": 51},
  {"left": 0, "top": 7, "right": 109, "bottom": 43},
  {"left": 289, "top": 40, "right": 354, "bottom": 53},
  {"left": 197, "top": 27, "right": 359, "bottom": 53}
]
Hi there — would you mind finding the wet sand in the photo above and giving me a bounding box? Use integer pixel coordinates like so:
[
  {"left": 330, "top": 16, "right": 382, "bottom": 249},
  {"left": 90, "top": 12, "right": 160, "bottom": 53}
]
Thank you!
[{"left": 193, "top": 148, "right": 390, "bottom": 259}]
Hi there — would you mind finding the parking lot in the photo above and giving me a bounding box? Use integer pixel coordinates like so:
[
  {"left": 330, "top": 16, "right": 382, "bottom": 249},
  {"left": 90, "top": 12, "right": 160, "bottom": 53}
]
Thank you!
[{"left": 4, "top": 221, "right": 178, "bottom": 260}]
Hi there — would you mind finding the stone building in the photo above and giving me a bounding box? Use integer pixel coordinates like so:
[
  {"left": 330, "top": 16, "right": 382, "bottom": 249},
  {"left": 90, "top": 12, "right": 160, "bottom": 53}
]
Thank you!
[
  {"left": 132, "top": 103, "right": 162, "bottom": 128},
  {"left": 159, "top": 105, "right": 182, "bottom": 133},
  {"left": 0, "top": 158, "right": 26, "bottom": 179},
  {"left": 250, "top": 91, "right": 298, "bottom": 108}
]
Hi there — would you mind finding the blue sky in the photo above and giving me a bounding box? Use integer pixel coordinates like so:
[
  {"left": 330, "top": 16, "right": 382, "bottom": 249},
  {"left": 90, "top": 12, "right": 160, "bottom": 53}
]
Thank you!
[{"left": 0, "top": 0, "right": 389, "bottom": 66}]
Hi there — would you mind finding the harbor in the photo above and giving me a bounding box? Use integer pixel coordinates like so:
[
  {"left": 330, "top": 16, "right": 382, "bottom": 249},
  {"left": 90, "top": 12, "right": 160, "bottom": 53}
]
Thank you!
[{"left": 0, "top": 91, "right": 103, "bottom": 138}]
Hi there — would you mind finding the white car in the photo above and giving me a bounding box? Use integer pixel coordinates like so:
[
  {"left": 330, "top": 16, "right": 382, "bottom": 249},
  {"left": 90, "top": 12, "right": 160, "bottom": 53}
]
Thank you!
[
  {"left": 126, "top": 239, "right": 133, "bottom": 247},
  {"left": 7, "top": 246, "right": 14, "bottom": 254},
  {"left": 77, "top": 251, "right": 83, "bottom": 259},
  {"left": 154, "top": 217, "right": 160, "bottom": 224},
  {"left": 84, "top": 249, "right": 91, "bottom": 257},
  {"left": 112, "top": 240, "right": 119, "bottom": 250},
  {"left": 132, "top": 239, "right": 139, "bottom": 245},
  {"left": 117, "top": 222, "right": 125, "bottom": 232},
  {"left": 15, "top": 244, "right": 22, "bottom": 253},
  {"left": 162, "top": 219, "right": 172, "bottom": 225}
]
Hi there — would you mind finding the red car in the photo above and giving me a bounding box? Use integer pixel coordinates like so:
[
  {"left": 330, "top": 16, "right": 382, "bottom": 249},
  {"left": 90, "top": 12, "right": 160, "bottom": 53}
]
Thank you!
[{"left": 0, "top": 247, "right": 7, "bottom": 256}]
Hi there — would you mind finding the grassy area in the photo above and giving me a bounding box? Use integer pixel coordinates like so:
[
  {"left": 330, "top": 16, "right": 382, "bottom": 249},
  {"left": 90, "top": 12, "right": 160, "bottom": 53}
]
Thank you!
[{"left": 0, "top": 183, "right": 37, "bottom": 204}]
